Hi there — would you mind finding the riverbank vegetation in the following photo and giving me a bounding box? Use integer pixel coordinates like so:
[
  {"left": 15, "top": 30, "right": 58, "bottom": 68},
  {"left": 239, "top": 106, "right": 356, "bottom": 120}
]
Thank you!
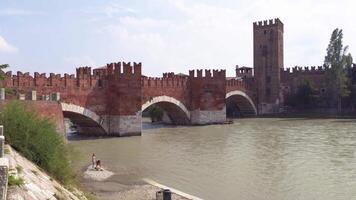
[
  {"left": 0, "top": 101, "right": 74, "bottom": 185},
  {"left": 146, "top": 105, "right": 164, "bottom": 122}
]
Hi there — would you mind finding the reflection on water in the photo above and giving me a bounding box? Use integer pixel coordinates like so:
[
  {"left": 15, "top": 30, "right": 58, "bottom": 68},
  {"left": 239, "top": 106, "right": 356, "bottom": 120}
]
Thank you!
[{"left": 69, "top": 118, "right": 356, "bottom": 200}]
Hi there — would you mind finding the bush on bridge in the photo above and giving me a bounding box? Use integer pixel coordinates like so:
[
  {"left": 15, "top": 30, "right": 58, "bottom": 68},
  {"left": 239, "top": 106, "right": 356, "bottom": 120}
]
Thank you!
[{"left": 0, "top": 101, "right": 73, "bottom": 184}]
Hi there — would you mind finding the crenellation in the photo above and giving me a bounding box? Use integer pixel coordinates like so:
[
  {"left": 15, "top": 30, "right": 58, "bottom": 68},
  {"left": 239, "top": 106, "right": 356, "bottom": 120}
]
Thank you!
[
  {"left": 283, "top": 65, "right": 326, "bottom": 74},
  {"left": 205, "top": 70, "right": 211, "bottom": 77},
  {"left": 197, "top": 69, "right": 203, "bottom": 78},
  {"left": 213, "top": 69, "right": 226, "bottom": 78},
  {"left": 76, "top": 66, "right": 92, "bottom": 78},
  {"left": 142, "top": 73, "right": 188, "bottom": 88},
  {"left": 123, "top": 62, "right": 132, "bottom": 75},
  {"left": 107, "top": 63, "right": 114, "bottom": 75},
  {"left": 111, "top": 62, "right": 119, "bottom": 76},
  {"left": 253, "top": 18, "right": 283, "bottom": 29},
  {"left": 133, "top": 62, "right": 142, "bottom": 75}
]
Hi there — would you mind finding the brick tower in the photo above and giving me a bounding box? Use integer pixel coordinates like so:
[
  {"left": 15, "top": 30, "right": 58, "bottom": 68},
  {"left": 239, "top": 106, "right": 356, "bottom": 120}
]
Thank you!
[{"left": 253, "top": 18, "right": 284, "bottom": 114}]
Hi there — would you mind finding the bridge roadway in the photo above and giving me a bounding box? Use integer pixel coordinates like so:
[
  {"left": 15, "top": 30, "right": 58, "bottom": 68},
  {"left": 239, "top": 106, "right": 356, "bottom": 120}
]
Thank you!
[{"left": 0, "top": 62, "right": 257, "bottom": 136}]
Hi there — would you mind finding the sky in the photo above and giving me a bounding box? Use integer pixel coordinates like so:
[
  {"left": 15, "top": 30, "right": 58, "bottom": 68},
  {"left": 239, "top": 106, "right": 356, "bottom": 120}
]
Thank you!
[{"left": 0, "top": 0, "right": 355, "bottom": 77}]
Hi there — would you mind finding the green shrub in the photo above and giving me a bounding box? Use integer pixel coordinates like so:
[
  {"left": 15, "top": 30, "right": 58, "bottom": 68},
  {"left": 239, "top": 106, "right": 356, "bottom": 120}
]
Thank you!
[
  {"left": 8, "top": 175, "right": 25, "bottom": 186},
  {"left": 0, "top": 101, "right": 73, "bottom": 184},
  {"left": 16, "top": 165, "right": 23, "bottom": 173},
  {"left": 148, "top": 105, "right": 164, "bottom": 122}
]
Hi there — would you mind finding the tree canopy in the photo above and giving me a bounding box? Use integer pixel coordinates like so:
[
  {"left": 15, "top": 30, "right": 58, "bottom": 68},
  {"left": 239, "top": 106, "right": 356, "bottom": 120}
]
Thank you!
[
  {"left": 324, "top": 28, "right": 353, "bottom": 111},
  {"left": 0, "top": 64, "right": 9, "bottom": 80}
]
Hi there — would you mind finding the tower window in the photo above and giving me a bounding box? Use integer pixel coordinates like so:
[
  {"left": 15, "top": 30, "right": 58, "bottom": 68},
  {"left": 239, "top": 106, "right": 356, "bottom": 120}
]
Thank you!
[
  {"left": 264, "top": 30, "right": 267, "bottom": 35},
  {"left": 266, "top": 88, "right": 271, "bottom": 96},
  {"left": 270, "top": 30, "right": 274, "bottom": 41},
  {"left": 262, "top": 45, "right": 268, "bottom": 56},
  {"left": 266, "top": 76, "right": 271, "bottom": 83}
]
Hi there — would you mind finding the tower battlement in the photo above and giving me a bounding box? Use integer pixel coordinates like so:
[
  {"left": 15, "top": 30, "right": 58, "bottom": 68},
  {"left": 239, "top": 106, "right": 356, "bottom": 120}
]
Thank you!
[
  {"left": 104, "top": 62, "right": 141, "bottom": 77},
  {"left": 253, "top": 18, "right": 284, "bottom": 113},
  {"left": 253, "top": 18, "right": 283, "bottom": 29},
  {"left": 188, "top": 69, "right": 226, "bottom": 79}
]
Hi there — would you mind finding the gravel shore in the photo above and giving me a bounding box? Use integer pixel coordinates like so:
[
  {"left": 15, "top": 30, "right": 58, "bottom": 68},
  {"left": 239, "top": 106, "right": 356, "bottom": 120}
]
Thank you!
[{"left": 82, "top": 166, "right": 190, "bottom": 200}]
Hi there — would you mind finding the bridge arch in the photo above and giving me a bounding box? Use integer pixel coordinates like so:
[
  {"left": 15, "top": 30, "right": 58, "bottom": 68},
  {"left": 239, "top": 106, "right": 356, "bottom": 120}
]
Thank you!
[
  {"left": 61, "top": 102, "right": 107, "bottom": 135},
  {"left": 142, "top": 96, "right": 190, "bottom": 124},
  {"left": 226, "top": 90, "right": 257, "bottom": 117}
]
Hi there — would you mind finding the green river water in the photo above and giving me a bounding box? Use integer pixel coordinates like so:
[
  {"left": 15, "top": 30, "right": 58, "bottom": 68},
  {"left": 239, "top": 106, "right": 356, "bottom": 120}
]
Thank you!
[{"left": 69, "top": 118, "right": 356, "bottom": 200}]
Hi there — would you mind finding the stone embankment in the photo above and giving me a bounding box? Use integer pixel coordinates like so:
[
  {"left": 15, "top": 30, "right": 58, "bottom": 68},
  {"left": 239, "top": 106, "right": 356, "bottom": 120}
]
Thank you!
[{"left": 5, "top": 145, "right": 87, "bottom": 200}]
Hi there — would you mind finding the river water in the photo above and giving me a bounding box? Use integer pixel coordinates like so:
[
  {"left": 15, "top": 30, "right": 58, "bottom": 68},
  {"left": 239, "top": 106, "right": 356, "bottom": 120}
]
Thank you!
[{"left": 68, "top": 118, "right": 356, "bottom": 200}]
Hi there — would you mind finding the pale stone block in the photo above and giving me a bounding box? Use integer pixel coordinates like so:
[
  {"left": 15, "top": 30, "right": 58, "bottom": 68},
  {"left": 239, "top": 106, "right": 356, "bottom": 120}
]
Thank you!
[
  {"left": 55, "top": 92, "right": 60, "bottom": 101},
  {"left": 31, "top": 90, "right": 37, "bottom": 101},
  {"left": 190, "top": 108, "right": 226, "bottom": 125},
  {"left": 0, "top": 88, "right": 4, "bottom": 100},
  {"left": 0, "top": 157, "right": 8, "bottom": 200},
  {"left": 19, "top": 94, "right": 25, "bottom": 100}
]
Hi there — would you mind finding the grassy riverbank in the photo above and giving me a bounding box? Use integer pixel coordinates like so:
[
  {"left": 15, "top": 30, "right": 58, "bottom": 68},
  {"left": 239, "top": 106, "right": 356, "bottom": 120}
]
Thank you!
[
  {"left": 0, "top": 101, "right": 98, "bottom": 199},
  {"left": 0, "top": 101, "right": 74, "bottom": 185},
  {"left": 5, "top": 145, "right": 87, "bottom": 200}
]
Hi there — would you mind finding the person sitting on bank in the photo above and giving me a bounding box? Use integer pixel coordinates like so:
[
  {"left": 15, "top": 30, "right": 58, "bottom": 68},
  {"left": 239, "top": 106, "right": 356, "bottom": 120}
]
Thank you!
[{"left": 95, "top": 159, "right": 103, "bottom": 171}]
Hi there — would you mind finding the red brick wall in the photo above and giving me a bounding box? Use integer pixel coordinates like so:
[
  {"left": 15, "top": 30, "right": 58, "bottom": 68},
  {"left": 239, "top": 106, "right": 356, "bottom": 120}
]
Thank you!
[
  {"left": 188, "top": 69, "right": 226, "bottom": 110},
  {"left": 0, "top": 62, "right": 142, "bottom": 116},
  {"left": 253, "top": 18, "right": 284, "bottom": 105},
  {"left": 280, "top": 66, "right": 327, "bottom": 100},
  {"left": 142, "top": 73, "right": 189, "bottom": 109}
]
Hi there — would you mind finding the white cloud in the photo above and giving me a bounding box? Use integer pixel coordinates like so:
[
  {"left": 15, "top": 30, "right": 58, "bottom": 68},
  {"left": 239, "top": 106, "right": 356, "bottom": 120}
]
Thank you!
[
  {"left": 0, "top": 8, "right": 43, "bottom": 16},
  {"left": 82, "top": 3, "right": 137, "bottom": 18},
  {"left": 100, "top": 0, "right": 356, "bottom": 77},
  {"left": 0, "top": 36, "right": 17, "bottom": 53},
  {"left": 104, "top": 1, "right": 251, "bottom": 76}
]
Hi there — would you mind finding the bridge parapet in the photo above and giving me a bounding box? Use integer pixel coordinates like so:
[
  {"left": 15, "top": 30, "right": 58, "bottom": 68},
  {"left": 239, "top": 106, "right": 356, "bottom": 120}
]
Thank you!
[
  {"left": 2, "top": 62, "right": 142, "bottom": 89},
  {"left": 226, "top": 79, "right": 247, "bottom": 91},
  {"left": 281, "top": 65, "right": 327, "bottom": 75},
  {"left": 142, "top": 73, "right": 188, "bottom": 88}
]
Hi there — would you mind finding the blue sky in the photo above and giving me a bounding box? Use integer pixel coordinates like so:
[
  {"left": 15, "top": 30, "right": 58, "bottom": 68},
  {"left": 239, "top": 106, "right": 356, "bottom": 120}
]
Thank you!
[{"left": 0, "top": 0, "right": 355, "bottom": 77}]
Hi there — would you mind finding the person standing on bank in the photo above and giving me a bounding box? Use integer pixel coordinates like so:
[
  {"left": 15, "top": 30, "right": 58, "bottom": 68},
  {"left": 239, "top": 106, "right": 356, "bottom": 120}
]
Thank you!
[{"left": 92, "top": 153, "right": 96, "bottom": 169}]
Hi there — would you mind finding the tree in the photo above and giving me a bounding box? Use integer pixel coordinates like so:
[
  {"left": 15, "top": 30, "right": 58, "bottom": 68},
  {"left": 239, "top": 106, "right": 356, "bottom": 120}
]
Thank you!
[
  {"left": 0, "top": 64, "right": 9, "bottom": 80},
  {"left": 324, "top": 29, "right": 353, "bottom": 112},
  {"left": 346, "top": 63, "right": 356, "bottom": 110}
]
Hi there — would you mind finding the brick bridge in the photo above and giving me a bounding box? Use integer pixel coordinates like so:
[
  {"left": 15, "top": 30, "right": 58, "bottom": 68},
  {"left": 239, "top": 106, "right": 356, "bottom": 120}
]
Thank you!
[{"left": 0, "top": 62, "right": 256, "bottom": 136}]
